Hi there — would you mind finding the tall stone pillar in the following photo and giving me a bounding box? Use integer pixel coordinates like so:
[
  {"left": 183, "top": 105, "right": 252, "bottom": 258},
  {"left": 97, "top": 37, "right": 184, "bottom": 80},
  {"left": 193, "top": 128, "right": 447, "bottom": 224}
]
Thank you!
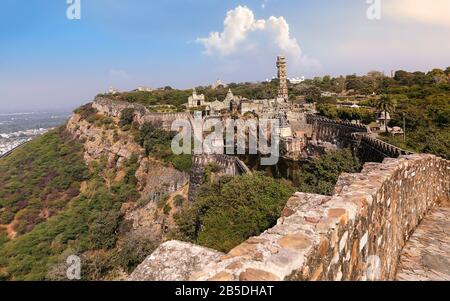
[{"left": 277, "top": 56, "right": 289, "bottom": 102}]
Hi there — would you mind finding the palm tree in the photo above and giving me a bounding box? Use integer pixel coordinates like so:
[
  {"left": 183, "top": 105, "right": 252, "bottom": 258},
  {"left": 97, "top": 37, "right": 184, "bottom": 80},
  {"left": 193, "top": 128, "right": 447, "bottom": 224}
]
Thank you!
[{"left": 376, "top": 95, "right": 396, "bottom": 134}]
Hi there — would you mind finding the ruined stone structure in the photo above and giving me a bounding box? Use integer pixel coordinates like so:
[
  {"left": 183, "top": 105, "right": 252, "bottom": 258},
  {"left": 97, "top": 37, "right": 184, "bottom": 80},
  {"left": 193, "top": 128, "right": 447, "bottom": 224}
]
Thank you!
[
  {"left": 188, "top": 154, "right": 251, "bottom": 202},
  {"left": 187, "top": 88, "right": 206, "bottom": 108},
  {"left": 130, "top": 154, "right": 450, "bottom": 281},
  {"left": 306, "top": 114, "right": 412, "bottom": 162},
  {"left": 277, "top": 56, "right": 289, "bottom": 102},
  {"left": 93, "top": 97, "right": 190, "bottom": 131},
  {"left": 307, "top": 114, "right": 368, "bottom": 147}
]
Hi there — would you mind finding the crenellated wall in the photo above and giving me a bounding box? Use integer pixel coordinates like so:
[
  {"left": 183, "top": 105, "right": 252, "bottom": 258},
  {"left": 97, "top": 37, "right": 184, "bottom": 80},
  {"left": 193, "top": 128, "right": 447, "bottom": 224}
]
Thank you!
[
  {"left": 351, "top": 133, "right": 411, "bottom": 162},
  {"left": 307, "top": 114, "right": 368, "bottom": 147},
  {"left": 131, "top": 154, "right": 450, "bottom": 281},
  {"left": 306, "top": 114, "right": 412, "bottom": 161}
]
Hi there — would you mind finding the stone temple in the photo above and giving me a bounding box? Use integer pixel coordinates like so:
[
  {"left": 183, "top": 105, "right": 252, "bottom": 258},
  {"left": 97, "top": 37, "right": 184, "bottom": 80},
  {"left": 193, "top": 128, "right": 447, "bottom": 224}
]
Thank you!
[{"left": 186, "top": 56, "right": 292, "bottom": 117}]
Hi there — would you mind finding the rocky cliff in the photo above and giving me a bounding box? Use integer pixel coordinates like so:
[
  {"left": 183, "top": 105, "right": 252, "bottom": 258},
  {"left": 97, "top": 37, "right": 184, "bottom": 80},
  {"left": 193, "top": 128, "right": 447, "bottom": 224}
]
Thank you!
[{"left": 66, "top": 103, "right": 189, "bottom": 252}]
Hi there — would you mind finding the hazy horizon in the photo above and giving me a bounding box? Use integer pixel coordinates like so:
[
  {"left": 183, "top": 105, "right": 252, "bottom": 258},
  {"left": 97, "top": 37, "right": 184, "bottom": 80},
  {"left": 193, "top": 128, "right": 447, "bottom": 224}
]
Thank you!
[{"left": 1, "top": 0, "right": 449, "bottom": 112}]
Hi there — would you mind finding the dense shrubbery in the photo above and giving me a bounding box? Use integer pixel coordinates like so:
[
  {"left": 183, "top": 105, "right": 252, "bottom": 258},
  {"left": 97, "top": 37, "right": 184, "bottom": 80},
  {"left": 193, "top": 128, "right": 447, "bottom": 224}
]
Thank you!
[
  {"left": 116, "top": 233, "right": 156, "bottom": 273},
  {"left": 134, "top": 122, "right": 192, "bottom": 172},
  {"left": 119, "top": 108, "right": 135, "bottom": 128},
  {"left": 0, "top": 128, "right": 89, "bottom": 234},
  {"left": 74, "top": 103, "right": 115, "bottom": 128},
  {"left": 74, "top": 103, "right": 98, "bottom": 120},
  {"left": 317, "top": 104, "right": 376, "bottom": 124},
  {"left": 175, "top": 173, "right": 294, "bottom": 252},
  {"left": 98, "top": 89, "right": 192, "bottom": 109},
  {"left": 0, "top": 132, "right": 144, "bottom": 280},
  {"left": 293, "top": 149, "right": 362, "bottom": 195}
]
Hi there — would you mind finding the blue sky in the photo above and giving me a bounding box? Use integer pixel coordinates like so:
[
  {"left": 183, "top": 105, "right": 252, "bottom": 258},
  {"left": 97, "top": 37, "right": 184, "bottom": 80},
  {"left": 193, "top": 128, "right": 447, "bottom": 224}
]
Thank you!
[{"left": 0, "top": 0, "right": 449, "bottom": 112}]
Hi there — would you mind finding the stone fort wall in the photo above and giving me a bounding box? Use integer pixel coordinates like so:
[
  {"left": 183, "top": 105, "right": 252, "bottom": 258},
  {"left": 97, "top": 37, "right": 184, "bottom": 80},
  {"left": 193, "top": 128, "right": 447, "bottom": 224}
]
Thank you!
[
  {"left": 306, "top": 114, "right": 412, "bottom": 161},
  {"left": 130, "top": 154, "right": 450, "bottom": 281},
  {"left": 92, "top": 97, "right": 190, "bottom": 131}
]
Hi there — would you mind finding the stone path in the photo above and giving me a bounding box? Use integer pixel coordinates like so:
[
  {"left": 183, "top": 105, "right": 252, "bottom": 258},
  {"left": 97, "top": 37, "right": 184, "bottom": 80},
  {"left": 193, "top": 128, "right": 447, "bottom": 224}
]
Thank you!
[{"left": 396, "top": 204, "right": 450, "bottom": 281}]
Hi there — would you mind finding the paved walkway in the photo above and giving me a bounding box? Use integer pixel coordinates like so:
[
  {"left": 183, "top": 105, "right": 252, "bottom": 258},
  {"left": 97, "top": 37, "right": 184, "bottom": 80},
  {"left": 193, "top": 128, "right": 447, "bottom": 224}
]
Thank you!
[{"left": 396, "top": 204, "right": 450, "bottom": 281}]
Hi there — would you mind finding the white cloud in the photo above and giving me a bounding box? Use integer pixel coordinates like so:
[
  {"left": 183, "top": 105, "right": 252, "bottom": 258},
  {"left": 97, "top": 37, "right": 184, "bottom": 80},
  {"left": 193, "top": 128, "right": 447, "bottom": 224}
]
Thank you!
[
  {"left": 385, "top": 0, "right": 450, "bottom": 28},
  {"left": 197, "top": 6, "right": 301, "bottom": 59}
]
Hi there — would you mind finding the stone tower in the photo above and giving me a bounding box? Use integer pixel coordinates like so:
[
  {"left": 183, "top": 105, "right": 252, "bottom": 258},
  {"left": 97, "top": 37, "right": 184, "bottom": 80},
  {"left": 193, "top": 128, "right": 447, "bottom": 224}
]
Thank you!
[{"left": 277, "top": 56, "right": 288, "bottom": 102}]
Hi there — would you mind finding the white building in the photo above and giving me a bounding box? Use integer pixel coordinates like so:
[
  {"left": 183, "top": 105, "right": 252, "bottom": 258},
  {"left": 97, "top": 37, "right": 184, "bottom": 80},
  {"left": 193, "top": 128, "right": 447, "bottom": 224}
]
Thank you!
[{"left": 187, "top": 89, "right": 206, "bottom": 108}]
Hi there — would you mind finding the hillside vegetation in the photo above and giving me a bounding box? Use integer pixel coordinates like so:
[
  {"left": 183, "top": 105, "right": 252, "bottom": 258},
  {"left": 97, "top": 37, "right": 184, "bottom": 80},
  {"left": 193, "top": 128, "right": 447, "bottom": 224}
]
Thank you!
[
  {"left": 0, "top": 128, "right": 150, "bottom": 280},
  {"left": 312, "top": 69, "right": 450, "bottom": 159},
  {"left": 175, "top": 173, "right": 295, "bottom": 253},
  {"left": 0, "top": 129, "right": 88, "bottom": 236},
  {"left": 174, "top": 149, "right": 362, "bottom": 253},
  {"left": 0, "top": 67, "right": 447, "bottom": 280}
]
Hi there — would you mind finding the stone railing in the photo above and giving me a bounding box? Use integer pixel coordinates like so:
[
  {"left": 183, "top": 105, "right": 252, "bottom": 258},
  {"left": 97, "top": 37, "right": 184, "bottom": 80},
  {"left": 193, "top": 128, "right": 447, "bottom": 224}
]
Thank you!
[{"left": 130, "top": 154, "right": 450, "bottom": 281}]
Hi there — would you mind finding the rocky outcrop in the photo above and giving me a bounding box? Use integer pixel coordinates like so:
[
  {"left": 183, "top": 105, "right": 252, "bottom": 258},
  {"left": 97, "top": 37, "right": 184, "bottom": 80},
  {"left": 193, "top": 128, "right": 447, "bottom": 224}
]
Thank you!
[
  {"left": 66, "top": 113, "right": 140, "bottom": 167},
  {"left": 127, "top": 241, "right": 223, "bottom": 281},
  {"left": 133, "top": 154, "right": 449, "bottom": 281},
  {"left": 66, "top": 104, "right": 190, "bottom": 253},
  {"left": 66, "top": 110, "right": 189, "bottom": 198},
  {"left": 137, "top": 158, "right": 189, "bottom": 201}
]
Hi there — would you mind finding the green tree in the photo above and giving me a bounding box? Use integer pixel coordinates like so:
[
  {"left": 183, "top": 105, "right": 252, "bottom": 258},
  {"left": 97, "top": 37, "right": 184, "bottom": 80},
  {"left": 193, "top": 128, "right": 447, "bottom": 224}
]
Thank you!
[
  {"left": 175, "top": 173, "right": 294, "bottom": 252},
  {"left": 119, "top": 108, "right": 135, "bottom": 127},
  {"left": 445, "top": 67, "right": 450, "bottom": 76},
  {"left": 294, "top": 149, "right": 362, "bottom": 195},
  {"left": 304, "top": 86, "right": 321, "bottom": 103},
  {"left": 376, "top": 95, "right": 397, "bottom": 134}
]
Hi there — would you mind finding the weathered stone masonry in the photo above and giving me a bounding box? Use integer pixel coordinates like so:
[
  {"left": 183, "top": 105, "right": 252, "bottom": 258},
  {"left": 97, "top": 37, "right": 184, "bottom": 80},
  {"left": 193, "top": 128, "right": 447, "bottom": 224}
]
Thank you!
[
  {"left": 93, "top": 97, "right": 190, "bottom": 131},
  {"left": 131, "top": 154, "right": 449, "bottom": 281},
  {"left": 306, "top": 114, "right": 412, "bottom": 162}
]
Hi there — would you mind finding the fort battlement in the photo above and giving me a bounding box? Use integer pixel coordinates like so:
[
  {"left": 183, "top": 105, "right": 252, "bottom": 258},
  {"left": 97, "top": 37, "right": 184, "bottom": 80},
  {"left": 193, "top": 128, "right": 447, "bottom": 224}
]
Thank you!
[
  {"left": 306, "top": 114, "right": 412, "bottom": 161},
  {"left": 129, "top": 154, "right": 450, "bottom": 281},
  {"left": 352, "top": 133, "right": 411, "bottom": 161}
]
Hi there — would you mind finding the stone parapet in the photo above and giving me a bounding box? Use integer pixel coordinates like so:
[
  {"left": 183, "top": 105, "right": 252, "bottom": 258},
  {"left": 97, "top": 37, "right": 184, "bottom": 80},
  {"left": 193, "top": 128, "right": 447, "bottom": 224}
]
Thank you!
[
  {"left": 127, "top": 241, "right": 223, "bottom": 281},
  {"left": 133, "top": 154, "right": 449, "bottom": 281}
]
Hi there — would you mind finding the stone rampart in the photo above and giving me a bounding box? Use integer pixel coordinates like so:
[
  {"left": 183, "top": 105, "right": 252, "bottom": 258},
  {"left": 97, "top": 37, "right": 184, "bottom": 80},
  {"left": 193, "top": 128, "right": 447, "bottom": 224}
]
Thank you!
[
  {"left": 352, "top": 133, "right": 411, "bottom": 162},
  {"left": 306, "top": 114, "right": 412, "bottom": 161},
  {"left": 133, "top": 154, "right": 450, "bottom": 281},
  {"left": 92, "top": 97, "right": 190, "bottom": 131}
]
